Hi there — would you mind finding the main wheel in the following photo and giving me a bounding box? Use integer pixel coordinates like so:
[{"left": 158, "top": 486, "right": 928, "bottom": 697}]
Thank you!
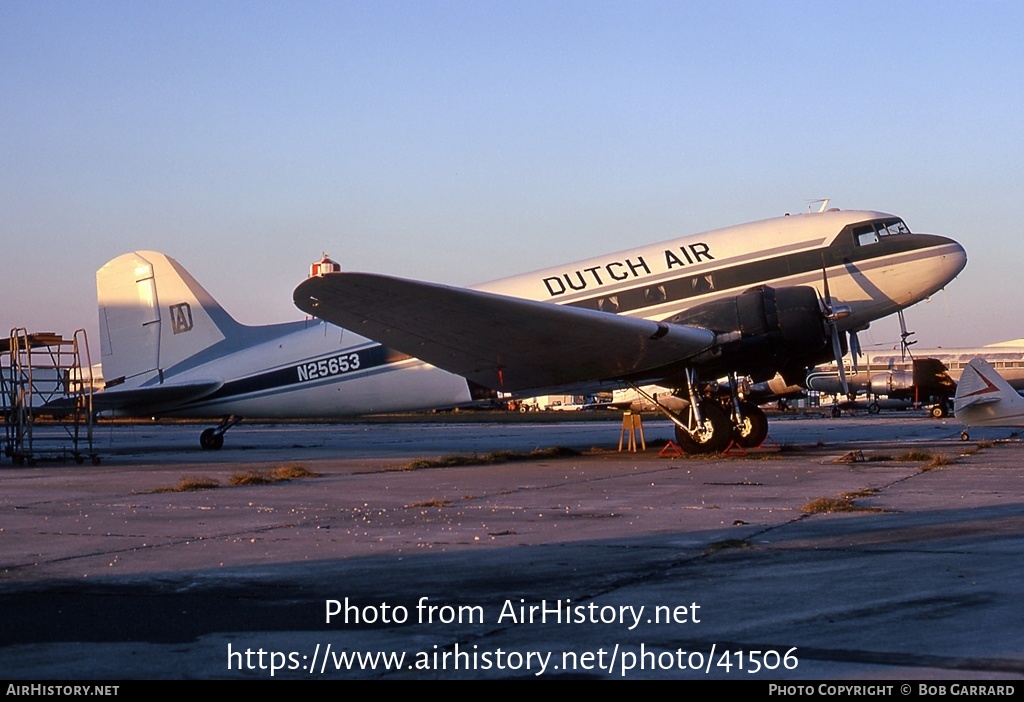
[
  {"left": 732, "top": 402, "right": 768, "bottom": 448},
  {"left": 868, "top": 402, "right": 881, "bottom": 415},
  {"left": 674, "top": 401, "right": 731, "bottom": 454},
  {"left": 930, "top": 405, "right": 948, "bottom": 419},
  {"left": 200, "top": 428, "right": 224, "bottom": 450}
]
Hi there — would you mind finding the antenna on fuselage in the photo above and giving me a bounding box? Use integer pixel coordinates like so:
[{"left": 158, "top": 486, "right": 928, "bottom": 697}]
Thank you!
[{"left": 807, "top": 198, "right": 831, "bottom": 213}]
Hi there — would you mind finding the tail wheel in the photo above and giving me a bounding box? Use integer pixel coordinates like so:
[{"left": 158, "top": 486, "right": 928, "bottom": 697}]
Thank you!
[
  {"left": 674, "top": 401, "right": 731, "bottom": 454},
  {"left": 200, "top": 428, "right": 224, "bottom": 450},
  {"left": 732, "top": 402, "right": 768, "bottom": 448}
]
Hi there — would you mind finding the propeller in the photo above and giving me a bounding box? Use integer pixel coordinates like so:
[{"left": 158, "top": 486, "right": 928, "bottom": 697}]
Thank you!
[{"left": 820, "top": 256, "right": 852, "bottom": 395}]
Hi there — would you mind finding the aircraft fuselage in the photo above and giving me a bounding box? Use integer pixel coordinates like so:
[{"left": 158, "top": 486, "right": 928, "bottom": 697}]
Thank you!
[{"left": 98, "top": 209, "right": 966, "bottom": 428}]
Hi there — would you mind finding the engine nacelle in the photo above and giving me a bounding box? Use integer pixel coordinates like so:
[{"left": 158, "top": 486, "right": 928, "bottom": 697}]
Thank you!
[
  {"left": 870, "top": 370, "right": 913, "bottom": 395},
  {"left": 665, "top": 285, "right": 831, "bottom": 382}
]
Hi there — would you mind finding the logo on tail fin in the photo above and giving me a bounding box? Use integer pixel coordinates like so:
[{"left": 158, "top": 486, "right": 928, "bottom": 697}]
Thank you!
[{"left": 170, "top": 303, "right": 194, "bottom": 334}]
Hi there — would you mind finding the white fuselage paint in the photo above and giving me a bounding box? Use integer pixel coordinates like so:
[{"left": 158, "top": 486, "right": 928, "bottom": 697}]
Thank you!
[
  {"left": 480, "top": 210, "right": 965, "bottom": 334},
  {"left": 143, "top": 323, "right": 475, "bottom": 419}
]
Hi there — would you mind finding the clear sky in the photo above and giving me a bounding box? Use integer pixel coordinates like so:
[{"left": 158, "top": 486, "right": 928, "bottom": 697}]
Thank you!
[{"left": 2, "top": 0, "right": 1022, "bottom": 360}]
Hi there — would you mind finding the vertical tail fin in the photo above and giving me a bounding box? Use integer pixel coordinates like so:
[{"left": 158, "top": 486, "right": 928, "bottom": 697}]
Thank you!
[
  {"left": 97, "top": 251, "right": 245, "bottom": 388},
  {"left": 954, "top": 358, "right": 1024, "bottom": 427}
]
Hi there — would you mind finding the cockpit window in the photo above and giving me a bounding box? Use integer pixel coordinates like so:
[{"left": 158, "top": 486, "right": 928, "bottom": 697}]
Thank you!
[
  {"left": 853, "top": 218, "right": 910, "bottom": 246},
  {"left": 853, "top": 224, "right": 879, "bottom": 246},
  {"left": 878, "top": 218, "right": 910, "bottom": 236}
]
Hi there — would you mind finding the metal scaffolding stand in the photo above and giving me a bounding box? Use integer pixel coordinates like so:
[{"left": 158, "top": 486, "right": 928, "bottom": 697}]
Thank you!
[{"left": 1, "top": 329, "right": 98, "bottom": 465}]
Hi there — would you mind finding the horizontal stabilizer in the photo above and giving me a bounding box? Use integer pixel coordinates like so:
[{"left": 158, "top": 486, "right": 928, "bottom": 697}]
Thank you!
[
  {"left": 84, "top": 380, "right": 224, "bottom": 414},
  {"left": 294, "top": 273, "right": 716, "bottom": 393}
]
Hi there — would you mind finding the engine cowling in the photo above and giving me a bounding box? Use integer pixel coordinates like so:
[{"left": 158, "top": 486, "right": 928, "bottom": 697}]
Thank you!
[
  {"left": 870, "top": 370, "right": 914, "bottom": 395},
  {"left": 664, "top": 285, "right": 833, "bottom": 383}
]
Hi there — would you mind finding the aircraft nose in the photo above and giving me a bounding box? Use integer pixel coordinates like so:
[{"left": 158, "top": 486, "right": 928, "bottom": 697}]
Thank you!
[
  {"left": 941, "top": 236, "right": 968, "bottom": 280},
  {"left": 924, "top": 234, "right": 968, "bottom": 295}
]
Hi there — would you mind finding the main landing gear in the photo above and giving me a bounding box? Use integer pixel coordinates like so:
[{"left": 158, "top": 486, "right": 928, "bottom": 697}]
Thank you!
[
  {"left": 731, "top": 400, "right": 769, "bottom": 448},
  {"left": 671, "top": 400, "right": 769, "bottom": 454},
  {"left": 199, "top": 415, "right": 242, "bottom": 450},
  {"left": 674, "top": 400, "right": 731, "bottom": 454},
  {"left": 637, "top": 370, "right": 769, "bottom": 455}
]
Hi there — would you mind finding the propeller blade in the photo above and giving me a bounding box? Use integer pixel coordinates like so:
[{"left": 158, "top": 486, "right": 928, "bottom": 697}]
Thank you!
[
  {"left": 821, "top": 253, "right": 850, "bottom": 394},
  {"left": 849, "top": 331, "right": 862, "bottom": 373},
  {"left": 820, "top": 254, "right": 833, "bottom": 310}
]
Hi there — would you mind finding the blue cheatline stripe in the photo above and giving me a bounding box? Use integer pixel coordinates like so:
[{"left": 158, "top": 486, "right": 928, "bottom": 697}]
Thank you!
[{"left": 196, "top": 344, "right": 412, "bottom": 405}]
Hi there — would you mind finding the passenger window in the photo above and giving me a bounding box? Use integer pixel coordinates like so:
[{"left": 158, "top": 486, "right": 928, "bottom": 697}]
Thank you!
[
  {"left": 597, "top": 296, "right": 620, "bottom": 313},
  {"left": 691, "top": 275, "right": 715, "bottom": 294},
  {"left": 643, "top": 285, "right": 667, "bottom": 304}
]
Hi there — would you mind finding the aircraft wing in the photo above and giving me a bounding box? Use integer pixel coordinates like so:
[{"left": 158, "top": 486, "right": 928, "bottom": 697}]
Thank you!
[{"left": 294, "top": 273, "right": 716, "bottom": 393}]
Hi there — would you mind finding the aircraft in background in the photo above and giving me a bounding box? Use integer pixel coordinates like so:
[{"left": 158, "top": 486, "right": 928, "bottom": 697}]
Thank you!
[
  {"left": 806, "top": 339, "right": 1024, "bottom": 418},
  {"left": 954, "top": 358, "right": 1024, "bottom": 440},
  {"left": 294, "top": 206, "right": 966, "bottom": 453},
  {"left": 807, "top": 357, "right": 956, "bottom": 417}
]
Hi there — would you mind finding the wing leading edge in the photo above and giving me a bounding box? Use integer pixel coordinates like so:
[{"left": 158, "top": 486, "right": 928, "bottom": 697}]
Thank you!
[{"left": 293, "top": 273, "right": 716, "bottom": 394}]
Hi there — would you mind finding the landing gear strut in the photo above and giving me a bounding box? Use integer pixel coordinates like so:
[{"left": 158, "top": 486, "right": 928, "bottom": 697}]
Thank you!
[{"left": 200, "top": 416, "right": 242, "bottom": 450}]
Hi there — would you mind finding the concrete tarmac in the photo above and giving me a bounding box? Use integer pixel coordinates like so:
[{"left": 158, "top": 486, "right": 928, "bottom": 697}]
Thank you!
[{"left": 1, "top": 413, "right": 1023, "bottom": 680}]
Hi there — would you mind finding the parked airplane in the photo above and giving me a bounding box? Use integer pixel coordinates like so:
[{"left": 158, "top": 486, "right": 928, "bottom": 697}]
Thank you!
[
  {"left": 862, "top": 339, "right": 1024, "bottom": 387},
  {"left": 92, "top": 207, "right": 965, "bottom": 452},
  {"left": 807, "top": 357, "right": 956, "bottom": 417},
  {"left": 806, "top": 339, "right": 1024, "bottom": 417},
  {"left": 954, "top": 358, "right": 1024, "bottom": 440},
  {"left": 293, "top": 207, "right": 966, "bottom": 453}
]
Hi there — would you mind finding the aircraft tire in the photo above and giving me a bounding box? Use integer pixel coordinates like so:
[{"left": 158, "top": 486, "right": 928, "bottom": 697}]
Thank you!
[
  {"left": 200, "top": 428, "right": 224, "bottom": 450},
  {"left": 732, "top": 402, "right": 768, "bottom": 448},
  {"left": 868, "top": 402, "right": 881, "bottom": 415},
  {"left": 674, "top": 401, "right": 731, "bottom": 454},
  {"left": 930, "top": 405, "right": 947, "bottom": 419}
]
